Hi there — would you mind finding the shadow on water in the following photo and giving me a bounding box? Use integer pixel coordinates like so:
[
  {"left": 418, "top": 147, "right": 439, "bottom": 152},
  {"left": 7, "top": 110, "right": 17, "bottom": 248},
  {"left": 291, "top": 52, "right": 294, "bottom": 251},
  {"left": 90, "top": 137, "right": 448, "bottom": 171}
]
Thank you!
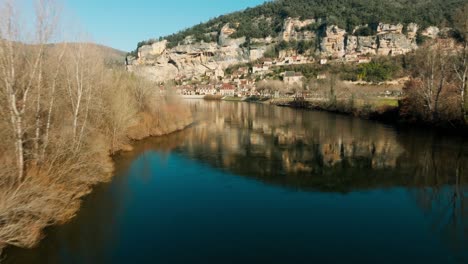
[{"left": 4, "top": 101, "right": 468, "bottom": 264}]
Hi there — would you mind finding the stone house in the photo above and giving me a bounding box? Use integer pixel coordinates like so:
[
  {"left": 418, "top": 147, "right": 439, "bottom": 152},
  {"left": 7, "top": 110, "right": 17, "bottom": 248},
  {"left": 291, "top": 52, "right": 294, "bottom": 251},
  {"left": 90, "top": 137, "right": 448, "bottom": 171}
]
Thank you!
[
  {"left": 196, "top": 85, "right": 217, "bottom": 95},
  {"left": 220, "top": 83, "right": 236, "bottom": 96}
]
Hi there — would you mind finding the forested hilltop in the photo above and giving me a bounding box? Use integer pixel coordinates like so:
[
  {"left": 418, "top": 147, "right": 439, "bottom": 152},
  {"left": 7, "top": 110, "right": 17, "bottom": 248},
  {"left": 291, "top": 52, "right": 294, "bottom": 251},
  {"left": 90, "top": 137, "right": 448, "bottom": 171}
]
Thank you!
[
  {"left": 136, "top": 0, "right": 466, "bottom": 49},
  {"left": 127, "top": 0, "right": 468, "bottom": 129}
]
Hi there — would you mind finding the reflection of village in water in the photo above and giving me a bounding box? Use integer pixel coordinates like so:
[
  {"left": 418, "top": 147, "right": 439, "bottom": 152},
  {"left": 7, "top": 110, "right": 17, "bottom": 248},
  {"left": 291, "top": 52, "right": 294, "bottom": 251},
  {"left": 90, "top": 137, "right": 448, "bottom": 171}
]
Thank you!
[
  {"left": 179, "top": 102, "right": 466, "bottom": 189},
  {"left": 185, "top": 105, "right": 401, "bottom": 185},
  {"left": 129, "top": 101, "right": 468, "bottom": 258}
]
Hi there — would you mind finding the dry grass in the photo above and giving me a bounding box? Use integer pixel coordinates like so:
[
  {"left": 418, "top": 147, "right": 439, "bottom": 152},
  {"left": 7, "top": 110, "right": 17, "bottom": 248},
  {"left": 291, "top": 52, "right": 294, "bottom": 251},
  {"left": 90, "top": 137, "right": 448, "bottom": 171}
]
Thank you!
[
  {"left": 0, "top": 0, "right": 194, "bottom": 255},
  {"left": 0, "top": 137, "right": 113, "bottom": 250},
  {"left": 0, "top": 65, "right": 192, "bottom": 254},
  {"left": 0, "top": 91, "right": 192, "bottom": 253},
  {"left": 0, "top": 101, "right": 192, "bottom": 253},
  {"left": 127, "top": 98, "right": 193, "bottom": 140}
]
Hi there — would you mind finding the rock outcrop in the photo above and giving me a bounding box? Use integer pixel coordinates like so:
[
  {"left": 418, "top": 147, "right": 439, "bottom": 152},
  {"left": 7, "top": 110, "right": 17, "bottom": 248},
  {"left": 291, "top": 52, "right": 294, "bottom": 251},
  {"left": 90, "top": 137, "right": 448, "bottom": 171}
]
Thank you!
[
  {"left": 281, "top": 18, "right": 316, "bottom": 41},
  {"left": 128, "top": 19, "right": 443, "bottom": 82},
  {"left": 127, "top": 37, "right": 251, "bottom": 82},
  {"left": 346, "top": 36, "right": 378, "bottom": 55},
  {"left": 138, "top": 40, "right": 167, "bottom": 58},
  {"left": 324, "top": 22, "right": 419, "bottom": 58},
  {"left": 376, "top": 33, "right": 416, "bottom": 56},
  {"left": 320, "top": 25, "right": 347, "bottom": 57},
  {"left": 422, "top": 26, "right": 440, "bottom": 38}
]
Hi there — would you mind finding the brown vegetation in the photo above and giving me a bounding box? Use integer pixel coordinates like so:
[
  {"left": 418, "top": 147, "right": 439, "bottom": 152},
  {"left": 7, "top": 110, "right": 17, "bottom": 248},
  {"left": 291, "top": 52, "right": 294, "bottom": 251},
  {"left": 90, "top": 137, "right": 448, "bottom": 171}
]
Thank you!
[
  {"left": 400, "top": 4, "right": 468, "bottom": 126},
  {"left": 0, "top": 0, "right": 192, "bottom": 253},
  {"left": 272, "top": 4, "right": 468, "bottom": 128}
]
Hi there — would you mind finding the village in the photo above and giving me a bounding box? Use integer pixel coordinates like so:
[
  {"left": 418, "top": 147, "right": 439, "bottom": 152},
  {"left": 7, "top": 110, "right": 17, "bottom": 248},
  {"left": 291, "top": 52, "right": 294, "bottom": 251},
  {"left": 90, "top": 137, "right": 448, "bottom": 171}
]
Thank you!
[
  {"left": 131, "top": 20, "right": 452, "bottom": 101},
  {"left": 173, "top": 55, "right": 315, "bottom": 98}
]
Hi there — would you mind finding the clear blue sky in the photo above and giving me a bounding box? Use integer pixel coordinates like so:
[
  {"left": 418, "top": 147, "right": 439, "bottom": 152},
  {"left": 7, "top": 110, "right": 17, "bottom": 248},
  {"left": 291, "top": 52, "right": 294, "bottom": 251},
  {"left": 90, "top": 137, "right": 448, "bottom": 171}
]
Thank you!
[{"left": 64, "top": 0, "right": 267, "bottom": 52}]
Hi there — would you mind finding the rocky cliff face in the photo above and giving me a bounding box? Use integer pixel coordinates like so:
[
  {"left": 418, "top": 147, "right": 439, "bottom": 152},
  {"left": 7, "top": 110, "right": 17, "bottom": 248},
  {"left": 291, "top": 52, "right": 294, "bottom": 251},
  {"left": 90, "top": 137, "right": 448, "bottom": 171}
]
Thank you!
[
  {"left": 127, "top": 39, "right": 247, "bottom": 82},
  {"left": 127, "top": 19, "right": 442, "bottom": 82},
  {"left": 281, "top": 18, "right": 316, "bottom": 41},
  {"left": 324, "top": 23, "right": 419, "bottom": 58}
]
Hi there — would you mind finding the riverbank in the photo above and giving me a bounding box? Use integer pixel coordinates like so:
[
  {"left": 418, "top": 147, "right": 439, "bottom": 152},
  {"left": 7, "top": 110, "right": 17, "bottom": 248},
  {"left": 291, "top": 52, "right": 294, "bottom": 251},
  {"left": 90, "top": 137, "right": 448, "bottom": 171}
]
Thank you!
[
  {"left": 269, "top": 97, "right": 468, "bottom": 132},
  {"left": 183, "top": 94, "right": 468, "bottom": 131},
  {"left": 4, "top": 100, "right": 467, "bottom": 264},
  {"left": 183, "top": 95, "right": 400, "bottom": 123},
  {"left": 271, "top": 97, "right": 399, "bottom": 121},
  {"left": 0, "top": 107, "right": 193, "bottom": 256}
]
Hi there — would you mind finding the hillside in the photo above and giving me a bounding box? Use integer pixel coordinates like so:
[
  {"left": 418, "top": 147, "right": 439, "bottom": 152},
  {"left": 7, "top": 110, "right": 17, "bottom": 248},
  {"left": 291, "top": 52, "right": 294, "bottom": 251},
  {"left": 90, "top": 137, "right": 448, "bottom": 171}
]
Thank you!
[
  {"left": 89, "top": 43, "right": 126, "bottom": 64},
  {"left": 126, "top": 0, "right": 467, "bottom": 84},
  {"left": 135, "top": 0, "right": 466, "bottom": 50},
  {"left": 47, "top": 43, "right": 126, "bottom": 65}
]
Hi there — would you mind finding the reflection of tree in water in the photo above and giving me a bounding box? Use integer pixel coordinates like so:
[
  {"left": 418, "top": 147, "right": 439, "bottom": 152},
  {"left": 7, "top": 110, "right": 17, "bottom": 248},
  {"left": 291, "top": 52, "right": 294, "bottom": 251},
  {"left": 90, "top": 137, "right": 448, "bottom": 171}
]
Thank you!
[
  {"left": 115, "top": 132, "right": 191, "bottom": 182},
  {"left": 406, "top": 134, "right": 468, "bottom": 260},
  {"left": 4, "top": 132, "right": 191, "bottom": 264},
  {"left": 7, "top": 101, "right": 467, "bottom": 263},
  {"left": 180, "top": 102, "right": 414, "bottom": 191},
  {"left": 184, "top": 101, "right": 468, "bottom": 257}
]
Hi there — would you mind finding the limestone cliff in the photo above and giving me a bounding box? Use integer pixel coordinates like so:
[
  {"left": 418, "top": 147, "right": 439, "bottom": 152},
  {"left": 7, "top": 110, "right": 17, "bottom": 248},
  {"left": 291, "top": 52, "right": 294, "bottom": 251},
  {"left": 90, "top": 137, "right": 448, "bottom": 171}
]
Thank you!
[
  {"left": 127, "top": 19, "right": 445, "bottom": 82},
  {"left": 127, "top": 39, "right": 248, "bottom": 82},
  {"left": 324, "top": 23, "right": 419, "bottom": 58}
]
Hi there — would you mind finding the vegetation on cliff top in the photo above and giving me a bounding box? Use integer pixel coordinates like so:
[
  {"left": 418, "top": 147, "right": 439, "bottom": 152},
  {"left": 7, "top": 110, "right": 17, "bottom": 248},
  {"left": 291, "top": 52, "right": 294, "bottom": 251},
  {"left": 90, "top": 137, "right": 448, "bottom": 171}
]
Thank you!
[{"left": 135, "top": 0, "right": 467, "bottom": 50}]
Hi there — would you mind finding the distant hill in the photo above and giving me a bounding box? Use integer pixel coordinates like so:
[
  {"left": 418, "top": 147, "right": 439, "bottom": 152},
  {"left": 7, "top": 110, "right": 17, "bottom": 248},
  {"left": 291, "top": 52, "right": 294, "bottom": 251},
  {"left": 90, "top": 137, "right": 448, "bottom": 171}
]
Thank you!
[
  {"left": 136, "top": 0, "right": 467, "bottom": 50},
  {"left": 127, "top": 0, "right": 468, "bottom": 83},
  {"left": 90, "top": 44, "right": 126, "bottom": 64},
  {"left": 47, "top": 42, "right": 126, "bottom": 65}
]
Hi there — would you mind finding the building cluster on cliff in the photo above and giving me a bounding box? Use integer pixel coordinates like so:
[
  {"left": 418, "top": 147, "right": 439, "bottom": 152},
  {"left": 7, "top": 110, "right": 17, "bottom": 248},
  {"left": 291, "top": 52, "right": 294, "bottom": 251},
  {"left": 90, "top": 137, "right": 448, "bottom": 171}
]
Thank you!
[{"left": 170, "top": 59, "right": 309, "bottom": 98}]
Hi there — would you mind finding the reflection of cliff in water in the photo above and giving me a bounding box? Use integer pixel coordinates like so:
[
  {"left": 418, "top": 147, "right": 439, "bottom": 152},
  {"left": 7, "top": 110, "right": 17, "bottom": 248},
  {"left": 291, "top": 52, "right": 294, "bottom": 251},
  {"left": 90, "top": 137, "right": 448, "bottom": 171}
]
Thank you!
[
  {"left": 112, "top": 101, "right": 468, "bottom": 260},
  {"left": 174, "top": 101, "right": 468, "bottom": 192},
  {"left": 181, "top": 101, "right": 468, "bottom": 257},
  {"left": 5, "top": 101, "right": 467, "bottom": 264}
]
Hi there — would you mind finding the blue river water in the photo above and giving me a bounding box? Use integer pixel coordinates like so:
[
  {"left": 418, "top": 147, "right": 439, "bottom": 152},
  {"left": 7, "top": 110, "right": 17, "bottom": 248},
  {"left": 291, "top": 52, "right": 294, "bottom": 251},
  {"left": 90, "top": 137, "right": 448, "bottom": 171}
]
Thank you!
[{"left": 5, "top": 101, "right": 468, "bottom": 263}]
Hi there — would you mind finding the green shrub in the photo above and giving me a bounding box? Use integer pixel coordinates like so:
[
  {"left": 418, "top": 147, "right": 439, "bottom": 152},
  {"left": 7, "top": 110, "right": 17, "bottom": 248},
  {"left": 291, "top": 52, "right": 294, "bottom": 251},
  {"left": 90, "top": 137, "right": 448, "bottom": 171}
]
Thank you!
[{"left": 133, "top": 0, "right": 461, "bottom": 52}]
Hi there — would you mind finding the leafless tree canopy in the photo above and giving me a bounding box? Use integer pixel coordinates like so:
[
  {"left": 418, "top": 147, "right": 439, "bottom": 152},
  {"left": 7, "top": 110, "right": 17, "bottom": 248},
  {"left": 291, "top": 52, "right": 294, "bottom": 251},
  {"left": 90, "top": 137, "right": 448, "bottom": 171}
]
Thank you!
[
  {"left": 401, "top": 6, "right": 468, "bottom": 125},
  {"left": 0, "top": 0, "right": 192, "bottom": 251}
]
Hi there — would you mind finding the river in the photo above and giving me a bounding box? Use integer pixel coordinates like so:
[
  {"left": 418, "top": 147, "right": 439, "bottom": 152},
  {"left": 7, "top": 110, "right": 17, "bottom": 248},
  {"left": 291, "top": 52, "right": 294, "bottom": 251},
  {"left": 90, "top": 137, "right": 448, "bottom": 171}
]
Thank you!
[{"left": 4, "top": 101, "right": 468, "bottom": 263}]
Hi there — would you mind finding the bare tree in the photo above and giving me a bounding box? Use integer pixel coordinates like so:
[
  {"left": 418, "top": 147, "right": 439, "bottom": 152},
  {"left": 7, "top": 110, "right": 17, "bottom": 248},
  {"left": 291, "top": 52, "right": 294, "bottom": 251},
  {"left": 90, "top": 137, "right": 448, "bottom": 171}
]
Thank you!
[
  {"left": 64, "top": 43, "right": 102, "bottom": 152},
  {"left": 40, "top": 43, "right": 67, "bottom": 161},
  {"left": 32, "top": 0, "right": 60, "bottom": 164},
  {"left": 129, "top": 70, "right": 153, "bottom": 111},
  {"left": 0, "top": 0, "right": 195, "bottom": 254},
  {"left": 257, "top": 80, "right": 285, "bottom": 97},
  {"left": 404, "top": 44, "right": 453, "bottom": 122},
  {"left": 101, "top": 71, "right": 137, "bottom": 154},
  {"left": 0, "top": 0, "right": 57, "bottom": 181},
  {"left": 453, "top": 4, "right": 468, "bottom": 123}
]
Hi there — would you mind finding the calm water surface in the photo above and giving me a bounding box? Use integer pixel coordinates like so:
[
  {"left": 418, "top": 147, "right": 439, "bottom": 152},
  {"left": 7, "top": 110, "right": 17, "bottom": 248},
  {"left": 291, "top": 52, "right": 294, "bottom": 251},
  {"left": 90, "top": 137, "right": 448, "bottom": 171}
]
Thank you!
[{"left": 5, "top": 101, "right": 468, "bottom": 263}]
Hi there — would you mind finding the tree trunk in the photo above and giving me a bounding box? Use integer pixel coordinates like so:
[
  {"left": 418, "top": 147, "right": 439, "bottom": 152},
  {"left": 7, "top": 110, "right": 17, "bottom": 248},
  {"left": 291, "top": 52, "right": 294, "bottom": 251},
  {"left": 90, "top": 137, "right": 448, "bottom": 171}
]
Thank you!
[
  {"left": 10, "top": 109, "right": 25, "bottom": 182},
  {"left": 433, "top": 75, "right": 445, "bottom": 122},
  {"left": 15, "top": 120, "right": 24, "bottom": 181},
  {"left": 33, "top": 64, "right": 43, "bottom": 164}
]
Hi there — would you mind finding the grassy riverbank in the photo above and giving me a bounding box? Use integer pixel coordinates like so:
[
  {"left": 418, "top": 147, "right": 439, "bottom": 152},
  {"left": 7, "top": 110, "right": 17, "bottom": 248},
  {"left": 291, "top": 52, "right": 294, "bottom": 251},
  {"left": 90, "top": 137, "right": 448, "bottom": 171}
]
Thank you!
[
  {"left": 274, "top": 98, "right": 399, "bottom": 120},
  {"left": 268, "top": 97, "right": 468, "bottom": 131}
]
